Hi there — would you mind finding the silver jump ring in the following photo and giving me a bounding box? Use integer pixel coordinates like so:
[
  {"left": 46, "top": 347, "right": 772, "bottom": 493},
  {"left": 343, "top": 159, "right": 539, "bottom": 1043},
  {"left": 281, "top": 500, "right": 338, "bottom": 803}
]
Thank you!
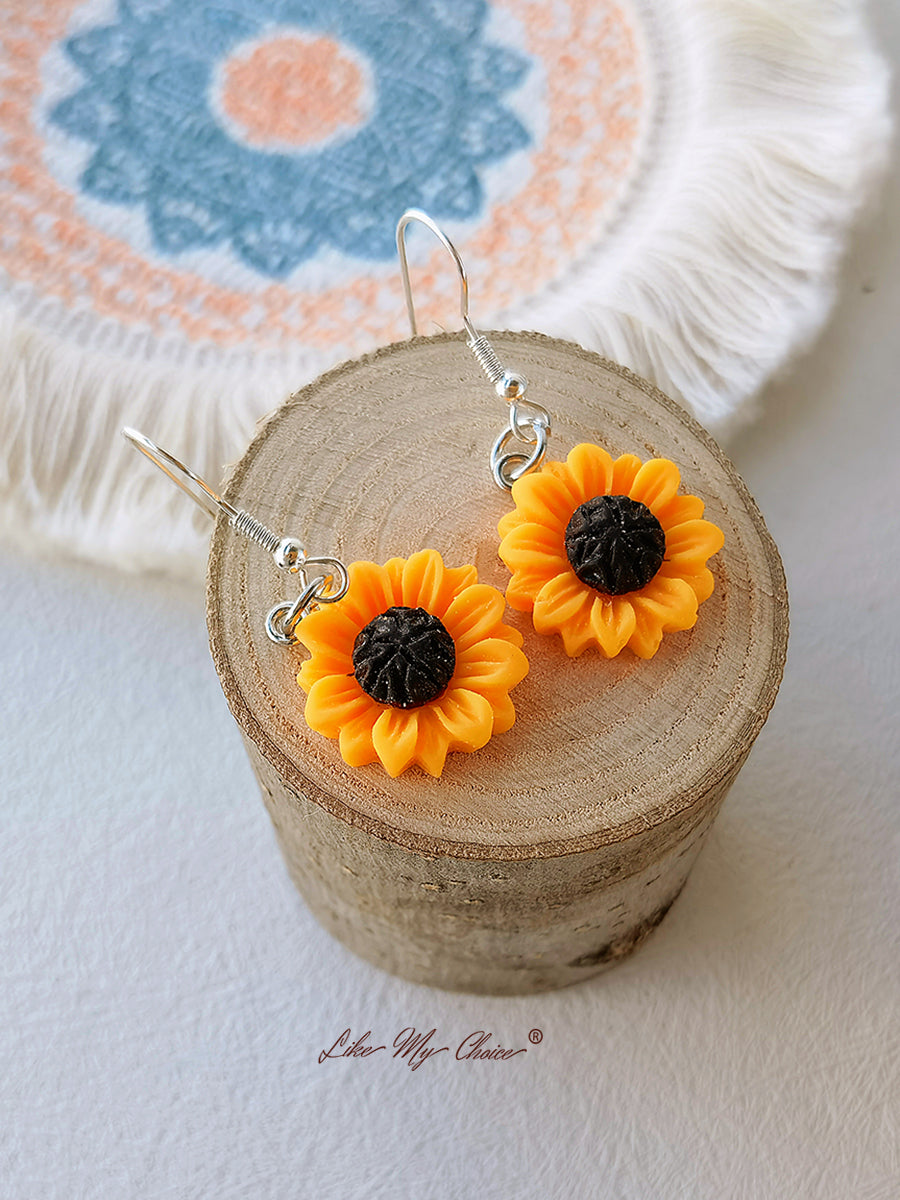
[
  {"left": 491, "top": 421, "right": 549, "bottom": 490},
  {"left": 509, "top": 400, "right": 551, "bottom": 444},
  {"left": 302, "top": 557, "right": 350, "bottom": 603},
  {"left": 265, "top": 557, "right": 351, "bottom": 646},
  {"left": 265, "top": 580, "right": 322, "bottom": 646}
]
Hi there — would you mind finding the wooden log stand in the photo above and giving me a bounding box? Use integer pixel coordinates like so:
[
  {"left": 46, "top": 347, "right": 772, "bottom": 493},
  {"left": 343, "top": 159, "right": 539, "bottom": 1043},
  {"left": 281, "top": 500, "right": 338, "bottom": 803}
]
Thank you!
[{"left": 207, "top": 332, "right": 788, "bottom": 995}]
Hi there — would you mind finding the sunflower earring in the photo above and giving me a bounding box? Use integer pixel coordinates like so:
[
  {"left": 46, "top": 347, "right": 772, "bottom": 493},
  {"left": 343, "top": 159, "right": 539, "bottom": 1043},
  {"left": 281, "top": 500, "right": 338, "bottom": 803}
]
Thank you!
[
  {"left": 396, "top": 210, "right": 725, "bottom": 661},
  {"left": 121, "top": 429, "right": 528, "bottom": 778}
]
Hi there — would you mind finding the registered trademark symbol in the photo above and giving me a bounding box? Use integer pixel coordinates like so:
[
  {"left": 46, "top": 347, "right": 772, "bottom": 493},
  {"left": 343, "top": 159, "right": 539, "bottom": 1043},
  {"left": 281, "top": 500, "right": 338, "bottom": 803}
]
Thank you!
[{"left": 528, "top": 1028, "right": 543, "bottom": 1044}]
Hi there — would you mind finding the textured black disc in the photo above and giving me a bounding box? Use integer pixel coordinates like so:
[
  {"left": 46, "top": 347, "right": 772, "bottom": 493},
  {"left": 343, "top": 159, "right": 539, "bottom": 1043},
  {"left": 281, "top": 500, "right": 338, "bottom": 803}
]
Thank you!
[
  {"left": 352, "top": 606, "right": 457, "bottom": 709},
  {"left": 565, "top": 494, "right": 666, "bottom": 595}
]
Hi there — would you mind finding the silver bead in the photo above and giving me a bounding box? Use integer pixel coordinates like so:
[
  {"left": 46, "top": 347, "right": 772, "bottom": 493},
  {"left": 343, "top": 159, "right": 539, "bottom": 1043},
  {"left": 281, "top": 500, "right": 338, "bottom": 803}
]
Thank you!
[
  {"left": 274, "top": 536, "right": 306, "bottom": 572},
  {"left": 495, "top": 370, "right": 528, "bottom": 401}
]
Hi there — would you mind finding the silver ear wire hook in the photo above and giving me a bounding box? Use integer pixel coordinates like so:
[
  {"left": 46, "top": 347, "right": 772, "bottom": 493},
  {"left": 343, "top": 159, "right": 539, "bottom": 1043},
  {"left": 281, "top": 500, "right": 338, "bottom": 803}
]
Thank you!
[
  {"left": 396, "top": 209, "right": 551, "bottom": 491},
  {"left": 123, "top": 427, "right": 240, "bottom": 524},
  {"left": 397, "top": 208, "right": 476, "bottom": 342},
  {"left": 122, "top": 428, "right": 349, "bottom": 645}
]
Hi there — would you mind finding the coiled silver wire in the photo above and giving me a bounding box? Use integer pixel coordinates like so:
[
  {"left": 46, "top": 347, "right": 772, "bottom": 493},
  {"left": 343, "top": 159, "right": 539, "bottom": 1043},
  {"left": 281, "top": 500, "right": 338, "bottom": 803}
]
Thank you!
[{"left": 230, "top": 510, "right": 281, "bottom": 555}]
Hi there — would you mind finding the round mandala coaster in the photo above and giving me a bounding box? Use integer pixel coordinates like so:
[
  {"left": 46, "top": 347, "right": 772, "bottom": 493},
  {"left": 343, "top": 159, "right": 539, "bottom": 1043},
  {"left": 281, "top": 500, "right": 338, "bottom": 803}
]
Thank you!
[{"left": 0, "top": 0, "right": 889, "bottom": 574}]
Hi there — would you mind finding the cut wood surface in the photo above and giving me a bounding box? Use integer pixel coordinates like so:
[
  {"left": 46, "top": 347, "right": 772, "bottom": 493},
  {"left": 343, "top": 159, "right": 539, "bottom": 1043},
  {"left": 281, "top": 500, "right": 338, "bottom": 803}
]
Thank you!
[{"left": 206, "top": 332, "right": 788, "bottom": 992}]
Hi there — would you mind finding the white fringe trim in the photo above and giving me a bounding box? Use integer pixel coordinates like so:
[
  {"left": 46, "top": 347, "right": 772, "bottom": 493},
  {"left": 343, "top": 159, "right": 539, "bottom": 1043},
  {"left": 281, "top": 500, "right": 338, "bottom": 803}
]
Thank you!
[
  {"left": 516, "top": 0, "right": 892, "bottom": 432},
  {"left": 0, "top": 0, "right": 891, "bottom": 578},
  {"left": 0, "top": 302, "right": 292, "bottom": 578}
]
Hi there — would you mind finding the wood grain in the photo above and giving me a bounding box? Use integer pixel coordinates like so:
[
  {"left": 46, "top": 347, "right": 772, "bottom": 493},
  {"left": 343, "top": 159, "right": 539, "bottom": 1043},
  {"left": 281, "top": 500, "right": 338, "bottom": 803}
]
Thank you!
[{"left": 207, "top": 332, "right": 788, "bottom": 993}]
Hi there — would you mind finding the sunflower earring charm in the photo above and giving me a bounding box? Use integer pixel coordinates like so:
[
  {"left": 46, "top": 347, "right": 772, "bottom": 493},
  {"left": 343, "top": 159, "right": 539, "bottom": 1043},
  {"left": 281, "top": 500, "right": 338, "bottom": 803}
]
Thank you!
[
  {"left": 396, "top": 210, "right": 725, "bottom": 660},
  {"left": 121, "top": 429, "right": 528, "bottom": 778},
  {"left": 497, "top": 447, "right": 724, "bottom": 658}
]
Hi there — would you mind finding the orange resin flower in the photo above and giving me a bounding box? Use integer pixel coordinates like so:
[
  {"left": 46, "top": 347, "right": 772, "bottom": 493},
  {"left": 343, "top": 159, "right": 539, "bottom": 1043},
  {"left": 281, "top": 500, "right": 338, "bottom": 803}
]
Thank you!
[
  {"left": 296, "top": 549, "right": 529, "bottom": 777},
  {"left": 498, "top": 444, "right": 725, "bottom": 658}
]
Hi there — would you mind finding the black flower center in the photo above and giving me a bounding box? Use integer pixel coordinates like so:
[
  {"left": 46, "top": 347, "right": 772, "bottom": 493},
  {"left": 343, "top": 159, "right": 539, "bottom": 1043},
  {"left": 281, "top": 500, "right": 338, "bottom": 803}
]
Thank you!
[
  {"left": 352, "top": 606, "right": 456, "bottom": 709},
  {"left": 565, "top": 494, "right": 666, "bottom": 595}
]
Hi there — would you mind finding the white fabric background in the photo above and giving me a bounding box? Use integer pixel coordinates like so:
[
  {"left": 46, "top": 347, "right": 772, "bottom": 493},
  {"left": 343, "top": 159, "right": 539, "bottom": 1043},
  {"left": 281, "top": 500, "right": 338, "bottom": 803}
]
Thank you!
[
  {"left": 0, "top": 0, "right": 891, "bottom": 578},
  {"left": 2, "top": 10, "right": 899, "bottom": 1198}
]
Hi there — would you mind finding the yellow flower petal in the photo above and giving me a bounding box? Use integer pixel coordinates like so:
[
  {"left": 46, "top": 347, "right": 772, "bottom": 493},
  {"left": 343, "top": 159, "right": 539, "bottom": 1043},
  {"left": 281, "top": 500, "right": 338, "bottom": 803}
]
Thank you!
[
  {"left": 445, "top": 563, "right": 480, "bottom": 599},
  {"left": 383, "top": 556, "right": 406, "bottom": 593},
  {"left": 499, "top": 520, "right": 569, "bottom": 579},
  {"left": 455, "top": 638, "right": 529, "bottom": 692},
  {"left": 537, "top": 458, "right": 566, "bottom": 479},
  {"left": 497, "top": 507, "right": 524, "bottom": 540},
  {"left": 338, "top": 712, "right": 380, "bottom": 767},
  {"left": 658, "top": 562, "right": 716, "bottom": 605},
  {"left": 664, "top": 519, "right": 725, "bottom": 567},
  {"left": 371, "top": 708, "right": 420, "bottom": 777},
  {"left": 432, "top": 687, "right": 495, "bottom": 749},
  {"left": 629, "top": 459, "right": 681, "bottom": 513},
  {"left": 558, "top": 619, "right": 599, "bottom": 657},
  {"left": 533, "top": 571, "right": 594, "bottom": 634},
  {"left": 627, "top": 576, "right": 698, "bottom": 658},
  {"left": 413, "top": 710, "right": 451, "bottom": 777},
  {"left": 336, "top": 560, "right": 396, "bottom": 626},
  {"left": 479, "top": 690, "right": 517, "bottom": 736},
  {"left": 303, "top": 674, "right": 374, "bottom": 738},
  {"left": 500, "top": 519, "right": 572, "bottom": 612},
  {"left": 399, "top": 549, "right": 474, "bottom": 616},
  {"left": 589, "top": 595, "right": 638, "bottom": 657},
  {"left": 297, "top": 645, "right": 354, "bottom": 691},
  {"left": 498, "top": 621, "right": 525, "bottom": 650},
  {"left": 504, "top": 575, "right": 542, "bottom": 613},
  {"left": 610, "top": 453, "right": 643, "bottom": 494},
  {"left": 401, "top": 548, "right": 442, "bottom": 609},
  {"left": 508, "top": 470, "right": 579, "bottom": 530},
  {"left": 442, "top": 583, "right": 507, "bottom": 650},
  {"left": 654, "top": 492, "right": 706, "bottom": 528},
  {"left": 566, "top": 443, "right": 614, "bottom": 498},
  {"left": 296, "top": 605, "right": 361, "bottom": 661},
  {"left": 689, "top": 567, "right": 715, "bottom": 605}
]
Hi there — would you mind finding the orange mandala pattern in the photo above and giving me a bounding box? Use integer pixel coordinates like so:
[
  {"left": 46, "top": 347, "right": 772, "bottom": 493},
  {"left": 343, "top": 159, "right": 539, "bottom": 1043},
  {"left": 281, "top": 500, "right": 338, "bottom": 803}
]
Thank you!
[
  {"left": 0, "top": 0, "right": 647, "bottom": 356},
  {"left": 297, "top": 549, "right": 529, "bottom": 777},
  {"left": 498, "top": 444, "right": 725, "bottom": 658}
]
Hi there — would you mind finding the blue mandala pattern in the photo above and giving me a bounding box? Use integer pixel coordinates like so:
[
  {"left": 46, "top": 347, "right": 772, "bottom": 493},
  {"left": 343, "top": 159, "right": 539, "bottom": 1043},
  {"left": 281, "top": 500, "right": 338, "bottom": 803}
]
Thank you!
[{"left": 49, "top": 0, "right": 531, "bottom": 277}]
